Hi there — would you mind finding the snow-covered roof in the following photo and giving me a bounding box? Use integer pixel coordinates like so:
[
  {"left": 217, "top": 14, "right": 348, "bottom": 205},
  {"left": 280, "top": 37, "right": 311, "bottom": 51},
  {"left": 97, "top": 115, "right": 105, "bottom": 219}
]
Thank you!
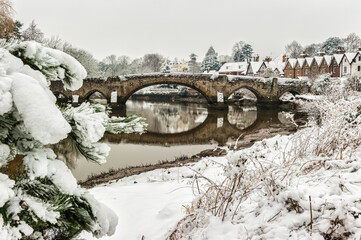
[
  {"left": 286, "top": 58, "right": 297, "bottom": 68},
  {"left": 323, "top": 55, "right": 333, "bottom": 66},
  {"left": 203, "top": 70, "right": 217, "bottom": 74},
  {"left": 297, "top": 58, "right": 305, "bottom": 67},
  {"left": 305, "top": 57, "right": 313, "bottom": 66},
  {"left": 333, "top": 54, "right": 344, "bottom": 65},
  {"left": 314, "top": 56, "right": 323, "bottom": 66},
  {"left": 344, "top": 52, "right": 357, "bottom": 63},
  {"left": 219, "top": 62, "right": 248, "bottom": 73},
  {"left": 248, "top": 62, "right": 264, "bottom": 74},
  {"left": 266, "top": 61, "right": 285, "bottom": 74}
]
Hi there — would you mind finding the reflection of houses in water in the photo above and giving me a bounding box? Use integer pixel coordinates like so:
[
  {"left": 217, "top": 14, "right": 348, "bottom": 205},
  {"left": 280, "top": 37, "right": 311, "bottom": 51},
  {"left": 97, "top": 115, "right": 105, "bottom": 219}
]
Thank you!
[{"left": 125, "top": 100, "right": 209, "bottom": 134}]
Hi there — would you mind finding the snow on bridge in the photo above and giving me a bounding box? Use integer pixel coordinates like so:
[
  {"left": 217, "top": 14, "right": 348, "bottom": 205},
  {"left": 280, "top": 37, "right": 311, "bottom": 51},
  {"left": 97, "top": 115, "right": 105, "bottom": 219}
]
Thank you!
[{"left": 50, "top": 73, "right": 310, "bottom": 106}]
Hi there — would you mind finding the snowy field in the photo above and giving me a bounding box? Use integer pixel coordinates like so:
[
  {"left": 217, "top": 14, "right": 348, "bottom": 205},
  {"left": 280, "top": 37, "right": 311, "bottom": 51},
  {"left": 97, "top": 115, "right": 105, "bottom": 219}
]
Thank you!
[{"left": 79, "top": 87, "right": 361, "bottom": 239}]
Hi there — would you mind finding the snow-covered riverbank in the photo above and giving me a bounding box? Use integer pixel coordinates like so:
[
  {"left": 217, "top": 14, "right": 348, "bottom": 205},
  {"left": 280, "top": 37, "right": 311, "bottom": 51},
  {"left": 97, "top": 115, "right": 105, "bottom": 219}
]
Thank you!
[{"left": 80, "top": 89, "right": 361, "bottom": 239}]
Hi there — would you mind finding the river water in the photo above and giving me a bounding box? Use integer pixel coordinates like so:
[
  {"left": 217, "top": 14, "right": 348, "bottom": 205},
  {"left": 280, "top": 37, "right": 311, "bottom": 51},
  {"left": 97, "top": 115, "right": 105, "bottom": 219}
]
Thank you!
[{"left": 70, "top": 100, "right": 300, "bottom": 182}]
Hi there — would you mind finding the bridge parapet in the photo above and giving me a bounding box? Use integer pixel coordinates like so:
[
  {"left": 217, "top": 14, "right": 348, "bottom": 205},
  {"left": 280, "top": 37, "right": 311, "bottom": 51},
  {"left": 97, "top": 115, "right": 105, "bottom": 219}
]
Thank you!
[{"left": 50, "top": 73, "right": 310, "bottom": 105}]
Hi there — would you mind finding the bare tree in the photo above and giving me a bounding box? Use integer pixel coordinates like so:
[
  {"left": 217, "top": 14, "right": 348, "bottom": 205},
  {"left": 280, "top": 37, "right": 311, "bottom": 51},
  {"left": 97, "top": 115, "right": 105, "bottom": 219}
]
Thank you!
[
  {"left": 232, "top": 41, "right": 245, "bottom": 62},
  {"left": 141, "top": 53, "right": 164, "bottom": 73},
  {"left": 44, "top": 35, "right": 65, "bottom": 50},
  {"left": 285, "top": 41, "right": 303, "bottom": 58},
  {"left": 304, "top": 43, "right": 322, "bottom": 57},
  {"left": 343, "top": 33, "right": 361, "bottom": 52},
  {"left": 22, "top": 20, "right": 44, "bottom": 43},
  {"left": 99, "top": 55, "right": 119, "bottom": 77},
  {"left": 0, "top": 0, "right": 15, "bottom": 39}
]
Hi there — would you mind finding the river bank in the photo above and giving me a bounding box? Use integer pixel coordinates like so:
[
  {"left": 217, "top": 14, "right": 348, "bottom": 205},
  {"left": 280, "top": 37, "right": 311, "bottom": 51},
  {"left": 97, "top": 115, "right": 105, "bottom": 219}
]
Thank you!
[
  {"left": 79, "top": 113, "right": 304, "bottom": 188},
  {"left": 79, "top": 89, "right": 361, "bottom": 239}
]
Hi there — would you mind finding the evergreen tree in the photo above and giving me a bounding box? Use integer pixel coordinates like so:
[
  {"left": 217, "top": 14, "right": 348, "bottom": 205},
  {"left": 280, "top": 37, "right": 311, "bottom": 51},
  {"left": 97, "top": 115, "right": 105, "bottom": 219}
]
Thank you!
[
  {"left": 160, "top": 58, "right": 172, "bottom": 73},
  {"left": 12, "top": 20, "right": 23, "bottom": 39},
  {"left": 0, "top": 40, "right": 147, "bottom": 240},
  {"left": 242, "top": 44, "right": 253, "bottom": 61},
  {"left": 322, "top": 37, "right": 344, "bottom": 55},
  {"left": 201, "top": 46, "right": 221, "bottom": 72},
  {"left": 22, "top": 20, "right": 44, "bottom": 43}
]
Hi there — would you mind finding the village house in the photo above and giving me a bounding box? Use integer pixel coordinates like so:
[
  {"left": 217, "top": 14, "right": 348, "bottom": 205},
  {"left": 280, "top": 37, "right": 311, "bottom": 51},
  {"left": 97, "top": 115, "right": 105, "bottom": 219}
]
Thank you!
[
  {"left": 340, "top": 53, "right": 357, "bottom": 77},
  {"left": 350, "top": 50, "right": 361, "bottom": 77},
  {"left": 294, "top": 58, "right": 304, "bottom": 79},
  {"left": 302, "top": 57, "right": 313, "bottom": 77},
  {"left": 283, "top": 58, "right": 297, "bottom": 78},
  {"left": 218, "top": 62, "right": 248, "bottom": 75},
  {"left": 246, "top": 62, "right": 267, "bottom": 76}
]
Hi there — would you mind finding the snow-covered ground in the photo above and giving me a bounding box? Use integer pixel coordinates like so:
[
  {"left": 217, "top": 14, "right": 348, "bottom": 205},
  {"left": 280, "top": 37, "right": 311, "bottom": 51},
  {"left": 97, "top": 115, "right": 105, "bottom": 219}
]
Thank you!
[
  {"left": 79, "top": 89, "right": 361, "bottom": 239},
  {"left": 79, "top": 156, "right": 228, "bottom": 240}
]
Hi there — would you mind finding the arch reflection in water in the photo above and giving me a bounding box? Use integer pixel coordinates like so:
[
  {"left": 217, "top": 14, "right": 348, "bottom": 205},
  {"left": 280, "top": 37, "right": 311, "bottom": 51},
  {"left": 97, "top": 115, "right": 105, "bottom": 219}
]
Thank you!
[
  {"left": 105, "top": 103, "right": 271, "bottom": 146},
  {"left": 227, "top": 105, "right": 257, "bottom": 130},
  {"left": 125, "top": 100, "right": 208, "bottom": 134}
]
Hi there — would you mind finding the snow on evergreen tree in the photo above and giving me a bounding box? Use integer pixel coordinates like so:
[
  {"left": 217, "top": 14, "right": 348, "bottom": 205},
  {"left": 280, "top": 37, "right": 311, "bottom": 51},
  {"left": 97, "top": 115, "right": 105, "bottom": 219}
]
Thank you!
[
  {"left": 231, "top": 41, "right": 253, "bottom": 62},
  {"left": 22, "top": 20, "right": 44, "bottom": 43},
  {"left": 201, "top": 46, "right": 220, "bottom": 72},
  {"left": 0, "top": 39, "right": 146, "bottom": 240},
  {"left": 343, "top": 33, "right": 361, "bottom": 52},
  {"left": 242, "top": 44, "right": 253, "bottom": 61},
  {"left": 160, "top": 58, "right": 172, "bottom": 73},
  {"left": 322, "top": 37, "right": 344, "bottom": 55}
]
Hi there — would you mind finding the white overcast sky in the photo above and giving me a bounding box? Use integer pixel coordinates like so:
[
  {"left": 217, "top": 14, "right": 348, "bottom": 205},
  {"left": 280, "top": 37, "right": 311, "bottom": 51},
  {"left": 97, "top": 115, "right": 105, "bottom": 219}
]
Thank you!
[{"left": 12, "top": 0, "right": 361, "bottom": 61}]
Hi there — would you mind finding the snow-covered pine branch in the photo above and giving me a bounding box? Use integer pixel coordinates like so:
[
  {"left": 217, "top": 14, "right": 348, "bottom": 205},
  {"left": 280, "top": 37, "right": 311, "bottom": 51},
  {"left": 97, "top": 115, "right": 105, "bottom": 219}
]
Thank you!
[{"left": 0, "top": 39, "right": 146, "bottom": 239}]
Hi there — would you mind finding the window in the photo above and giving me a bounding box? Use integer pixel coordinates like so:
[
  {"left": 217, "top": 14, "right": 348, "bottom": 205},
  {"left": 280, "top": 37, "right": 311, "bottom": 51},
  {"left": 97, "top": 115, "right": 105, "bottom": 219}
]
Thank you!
[
  {"left": 297, "top": 70, "right": 299, "bottom": 75},
  {"left": 333, "top": 67, "right": 336, "bottom": 73},
  {"left": 358, "top": 66, "right": 361, "bottom": 71},
  {"left": 345, "top": 59, "right": 347, "bottom": 63},
  {"left": 344, "top": 67, "right": 347, "bottom": 73},
  {"left": 359, "top": 56, "right": 361, "bottom": 61}
]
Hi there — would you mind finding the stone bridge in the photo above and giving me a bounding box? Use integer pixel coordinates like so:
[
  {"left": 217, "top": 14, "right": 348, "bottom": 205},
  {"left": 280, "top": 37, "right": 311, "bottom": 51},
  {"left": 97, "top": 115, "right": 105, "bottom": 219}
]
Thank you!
[
  {"left": 50, "top": 73, "right": 310, "bottom": 106},
  {"left": 102, "top": 109, "right": 287, "bottom": 146}
]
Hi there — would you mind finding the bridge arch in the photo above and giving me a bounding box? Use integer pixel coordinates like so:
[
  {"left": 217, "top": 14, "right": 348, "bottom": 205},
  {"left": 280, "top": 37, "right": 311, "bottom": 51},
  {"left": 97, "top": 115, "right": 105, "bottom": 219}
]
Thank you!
[
  {"left": 226, "top": 85, "right": 263, "bottom": 101},
  {"left": 84, "top": 89, "right": 109, "bottom": 102},
  {"left": 120, "top": 80, "right": 213, "bottom": 104},
  {"left": 278, "top": 88, "right": 301, "bottom": 98},
  {"left": 53, "top": 91, "right": 70, "bottom": 102}
]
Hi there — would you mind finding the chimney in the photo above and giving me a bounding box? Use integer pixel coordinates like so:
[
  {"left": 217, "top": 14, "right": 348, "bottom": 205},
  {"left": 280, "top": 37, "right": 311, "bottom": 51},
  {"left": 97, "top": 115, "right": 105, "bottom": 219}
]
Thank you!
[
  {"left": 264, "top": 56, "right": 272, "bottom": 62},
  {"left": 337, "top": 46, "right": 346, "bottom": 54},
  {"left": 254, "top": 54, "right": 259, "bottom": 62},
  {"left": 317, "top": 50, "right": 325, "bottom": 57},
  {"left": 282, "top": 54, "right": 287, "bottom": 62},
  {"left": 300, "top": 51, "right": 308, "bottom": 58}
]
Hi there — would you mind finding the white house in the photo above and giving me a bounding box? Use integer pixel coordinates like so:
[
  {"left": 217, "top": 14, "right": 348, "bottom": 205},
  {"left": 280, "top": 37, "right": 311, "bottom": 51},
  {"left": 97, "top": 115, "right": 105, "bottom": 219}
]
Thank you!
[
  {"left": 350, "top": 51, "right": 361, "bottom": 77},
  {"left": 246, "top": 62, "right": 267, "bottom": 76},
  {"left": 219, "top": 62, "right": 248, "bottom": 75},
  {"left": 340, "top": 53, "right": 357, "bottom": 77}
]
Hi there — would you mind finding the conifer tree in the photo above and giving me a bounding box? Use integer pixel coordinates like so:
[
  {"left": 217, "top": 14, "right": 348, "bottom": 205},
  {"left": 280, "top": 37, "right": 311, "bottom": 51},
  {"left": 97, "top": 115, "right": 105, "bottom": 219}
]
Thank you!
[
  {"left": 22, "top": 20, "right": 44, "bottom": 43},
  {"left": 0, "top": 39, "right": 146, "bottom": 240},
  {"left": 201, "top": 46, "right": 220, "bottom": 72},
  {"left": 322, "top": 37, "right": 344, "bottom": 55}
]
